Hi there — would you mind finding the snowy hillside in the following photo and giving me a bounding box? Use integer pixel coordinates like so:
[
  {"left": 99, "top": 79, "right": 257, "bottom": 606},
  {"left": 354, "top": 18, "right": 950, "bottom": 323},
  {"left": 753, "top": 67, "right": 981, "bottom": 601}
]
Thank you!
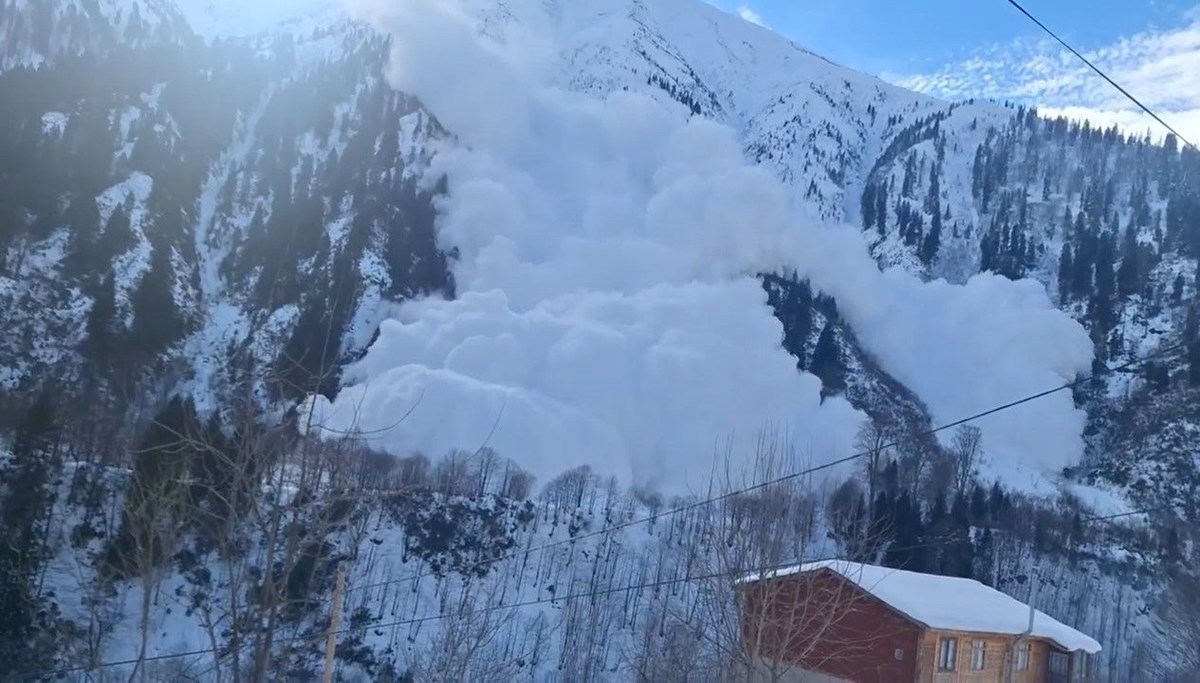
[
  {"left": 0, "top": 0, "right": 1196, "bottom": 680},
  {"left": 0, "top": 0, "right": 190, "bottom": 71}
]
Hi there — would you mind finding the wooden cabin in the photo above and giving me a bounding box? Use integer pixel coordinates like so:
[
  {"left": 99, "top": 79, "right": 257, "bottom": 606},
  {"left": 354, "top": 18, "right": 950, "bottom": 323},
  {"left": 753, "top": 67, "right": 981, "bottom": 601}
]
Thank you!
[{"left": 737, "top": 560, "right": 1100, "bottom": 683}]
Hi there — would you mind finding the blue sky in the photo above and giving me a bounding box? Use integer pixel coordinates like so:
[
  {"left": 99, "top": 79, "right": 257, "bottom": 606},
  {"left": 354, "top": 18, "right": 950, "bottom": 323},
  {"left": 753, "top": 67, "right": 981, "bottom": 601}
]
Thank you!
[
  {"left": 708, "top": 0, "right": 1193, "bottom": 74},
  {"left": 707, "top": 0, "right": 1200, "bottom": 141}
]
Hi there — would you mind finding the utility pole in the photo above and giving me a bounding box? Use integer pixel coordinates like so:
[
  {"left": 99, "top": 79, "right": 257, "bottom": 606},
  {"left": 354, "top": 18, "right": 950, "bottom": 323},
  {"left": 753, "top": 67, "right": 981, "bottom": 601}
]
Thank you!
[{"left": 322, "top": 566, "right": 346, "bottom": 683}]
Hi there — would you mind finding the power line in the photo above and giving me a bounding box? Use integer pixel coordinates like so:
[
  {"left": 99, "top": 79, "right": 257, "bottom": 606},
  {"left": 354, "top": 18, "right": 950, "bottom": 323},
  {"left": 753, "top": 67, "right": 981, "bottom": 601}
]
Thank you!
[
  {"left": 345, "top": 341, "right": 1186, "bottom": 597},
  {"left": 1003, "top": 0, "right": 1196, "bottom": 149},
  {"left": 24, "top": 646, "right": 218, "bottom": 681},
  {"left": 25, "top": 439, "right": 1182, "bottom": 681},
  {"left": 1083, "top": 505, "right": 1177, "bottom": 523},
  {"left": 21, "top": 343, "right": 1187, "bottom": 679},
  {"left": 51, "top": 520, "right": 1135, "bottom": 680},
  {"left": 21, "top": 537, "right": 966, "bottom": 680}
]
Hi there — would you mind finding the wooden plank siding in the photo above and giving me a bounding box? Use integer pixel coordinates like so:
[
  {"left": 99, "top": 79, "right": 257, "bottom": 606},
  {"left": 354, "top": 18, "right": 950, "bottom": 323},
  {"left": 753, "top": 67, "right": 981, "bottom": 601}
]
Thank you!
[
  {"left": 741, "top": 568, "right": 1095, "bottom": 683},
  {"left": 916, "top": 630, "right": 1056, "bottom": 683},
  {"left": 740, "top": 569, "right": 923, "bottom": 683}
]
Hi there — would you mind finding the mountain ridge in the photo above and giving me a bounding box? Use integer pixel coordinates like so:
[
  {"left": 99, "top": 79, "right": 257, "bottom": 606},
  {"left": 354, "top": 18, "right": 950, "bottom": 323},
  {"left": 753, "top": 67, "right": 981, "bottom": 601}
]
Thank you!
[{"left": 0, "top": 0, "right": 1196, "bottom": 679}]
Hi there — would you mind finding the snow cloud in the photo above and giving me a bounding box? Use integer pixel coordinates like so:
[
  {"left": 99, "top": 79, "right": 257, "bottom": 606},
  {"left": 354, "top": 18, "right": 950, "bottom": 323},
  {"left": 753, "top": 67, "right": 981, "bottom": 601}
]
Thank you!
[
  {"left": 889, "top": 12, "right": 1200, "bottom": 143},
  {"left": 314, "top": 0, "right": 1093, "bottom": 495},
  {"left": 737, "top": 6, "right": 767, "bottom": 28}
]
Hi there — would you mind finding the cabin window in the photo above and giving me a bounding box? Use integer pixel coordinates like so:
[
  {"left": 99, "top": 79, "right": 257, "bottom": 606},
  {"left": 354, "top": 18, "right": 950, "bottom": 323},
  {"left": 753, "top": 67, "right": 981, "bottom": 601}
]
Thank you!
[
  {"left": 1016, "top": 642, "right": 1031, "bottom": 671},
  {"left": 1071, "top": 652, "right": 1090, "bottom": 680},
  {"left": 937, "top": 638, "right": 958, "bottom": 671},
  {"left": 1049, "top": 652, "right": 1069, "bottom": 675},
  {"left": 970, "top": 639, "right": 986, "bottom": 670}
]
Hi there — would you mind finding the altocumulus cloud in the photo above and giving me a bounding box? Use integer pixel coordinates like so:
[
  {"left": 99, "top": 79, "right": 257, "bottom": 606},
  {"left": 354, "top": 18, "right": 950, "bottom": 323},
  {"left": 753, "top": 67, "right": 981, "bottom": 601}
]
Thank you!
[{"left": 889, "top": 9, "right": 1200, "bottom": 143}]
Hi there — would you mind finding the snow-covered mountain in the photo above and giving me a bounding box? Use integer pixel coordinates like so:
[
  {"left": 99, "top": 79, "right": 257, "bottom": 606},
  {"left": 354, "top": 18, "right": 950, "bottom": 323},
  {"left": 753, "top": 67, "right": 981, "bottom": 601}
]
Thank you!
[
  {"left": 0, "top": 0, "right": 191, "bottom": 70},
  {"left": 0, "top": 0, "right": 1196, "bottom": 680}
]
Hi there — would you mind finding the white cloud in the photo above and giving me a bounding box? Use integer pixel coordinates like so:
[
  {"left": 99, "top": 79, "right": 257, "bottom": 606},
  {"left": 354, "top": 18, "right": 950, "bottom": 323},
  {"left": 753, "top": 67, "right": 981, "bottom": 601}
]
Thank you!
[
  {"left": 737, "top": 6, "right": 767, "bottom": 27},
  {"left": 888, "top": 13, "right": 1200, "bottom": 143},
  {"left": 313, "top": 0, "right": 1093, "bottom": 496}
]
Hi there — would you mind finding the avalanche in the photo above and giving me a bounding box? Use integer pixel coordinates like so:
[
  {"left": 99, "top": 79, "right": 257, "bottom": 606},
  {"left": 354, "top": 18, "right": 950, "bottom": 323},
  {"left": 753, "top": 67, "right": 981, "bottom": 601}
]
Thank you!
[{"left": 307, "top": 0, "right": 1094, "bottom": 494}]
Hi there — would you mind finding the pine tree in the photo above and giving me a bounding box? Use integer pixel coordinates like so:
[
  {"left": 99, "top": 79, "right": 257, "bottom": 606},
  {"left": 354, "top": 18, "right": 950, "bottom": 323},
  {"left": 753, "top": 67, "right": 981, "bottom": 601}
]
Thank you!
[
  {"left": 921, "top": 209, "right": 942, "bottom": 267},
  {"left": 763, "top": 275, "right": 813, "bottom": 370},
  {"left": 1099, "top": 235, "right": 1113, "bottom": 302},
  {"left": 924, "top": 167, "right": 941, "bottom": 215},
  {"left": 1116, "top": 224, "right": 1140, "bottom": 299},
  {"left": 64, "top": 194, "right": 100, "bottom": 235},
  {"left": 84, "top": 274, "right": 118, "bottom": 365},
  {"left": 971, "top": 146, "right": 986, "bottom": 199},
  {"left": 875, "top": 183, "right": 888, "bottom": 235},
  {"left": 945, "top": 492, "right": 974, "bottom": 578},
  {"left": 0, "top": 391, "right": 60, "bottom": 676},
  {"left": 1187, "top": 306, "right": 1200, "bottom": 387},
  {"left": 973, "top": 527, "right": 995, "bottom": 585},
  {"left": 902, "top": 153, "right": 917, "bottom": 198},
  {"left": 106, "top": 396, "right": 197, "bottom": 576},
  {"left": 810, "top": 322, "right": 846, "bottom": 397},
  {"left": 987, "top": 482, "right": 1011, "bottom": 527},
  {"left": 883, "top": 492, "right": 926, "bottom": 571},
  {"left": 1071, "top": 229, "right": 1095, "bottom": 299},
  {"left": 969, "top": 484, "right": 988, "bottom": 525},
  {"left": 1057, "top": 245, "right": 1073, "bottom": 304},
  {"left": 128, "top": 242, "right": 184, "bottom": 358},
  {"left": 861, "top": 181, "right": 877, "bottom": 230},
  {"left": 98, "top": 200, "right": 135, "bottom": 264}
]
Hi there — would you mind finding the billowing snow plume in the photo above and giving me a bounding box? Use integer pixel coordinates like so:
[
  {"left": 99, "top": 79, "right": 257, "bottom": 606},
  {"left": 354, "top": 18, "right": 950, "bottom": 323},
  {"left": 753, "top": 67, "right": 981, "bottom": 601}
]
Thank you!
[{"left": 310, "top": 0, "right": 1093, "bottom": 494}]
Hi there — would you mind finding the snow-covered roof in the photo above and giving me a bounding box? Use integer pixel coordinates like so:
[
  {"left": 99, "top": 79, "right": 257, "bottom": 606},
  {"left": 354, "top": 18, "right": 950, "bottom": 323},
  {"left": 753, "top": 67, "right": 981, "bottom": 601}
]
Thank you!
[{"left": 740, "top": 560, "right": 1101, "bottom": 654}]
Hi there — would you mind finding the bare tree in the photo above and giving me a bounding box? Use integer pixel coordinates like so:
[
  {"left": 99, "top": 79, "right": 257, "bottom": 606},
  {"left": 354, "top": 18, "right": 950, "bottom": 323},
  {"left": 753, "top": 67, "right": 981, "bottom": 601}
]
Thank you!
[
  {"left": 1152, "top": 569, "right": 1200, "bottom": 681},
  {"left": 896, "top": 426, "right": 936, "bottom": 495},
  {"left": 627, "top": 431, "right": 885, "bottom": 682},
  {"left": 853, "top": 418, "right": 893, "bottom": 506},
  {"left": 111, "top": 438, "right": 192, "bottom": 683},
  {"left": 433, "top": 449, "right": 479, "bottom": 497},
  {"left": 825, "top": 478, "right": 871, "bottom": 561},
  {"left": 395, "top": 452, "right": 431, "bottom": 489},
  {"left": 407, "top": 581, "right": 541, "bottom": 682},
  {"left": 951, "top": 425, "right": 984, "bottom": 497},
  {"left": 541, "top": 464, "right": 598, "bottom": 511},
  {"left": 499, "top": 460, "right": 535, "bottom": 500}
]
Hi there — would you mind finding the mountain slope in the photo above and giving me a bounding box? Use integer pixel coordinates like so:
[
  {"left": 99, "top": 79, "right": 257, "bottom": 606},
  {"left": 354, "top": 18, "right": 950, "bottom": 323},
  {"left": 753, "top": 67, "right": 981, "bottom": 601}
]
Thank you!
[
  {"left": 0, "top": 0, "right": 1195, "bottom": 679},
  {"left": 0, "top": 0, "right": 191, "bottom": 71}
]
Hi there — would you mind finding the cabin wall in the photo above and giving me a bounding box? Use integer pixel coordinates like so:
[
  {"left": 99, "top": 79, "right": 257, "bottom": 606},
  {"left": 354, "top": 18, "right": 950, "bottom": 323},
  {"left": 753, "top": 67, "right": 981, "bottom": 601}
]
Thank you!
[
  {"left": 916, "top": 630, "right": 1052, "bottom": 683},
  {"left": 741, "top": 569, "right": 921, "bottom": 683}
]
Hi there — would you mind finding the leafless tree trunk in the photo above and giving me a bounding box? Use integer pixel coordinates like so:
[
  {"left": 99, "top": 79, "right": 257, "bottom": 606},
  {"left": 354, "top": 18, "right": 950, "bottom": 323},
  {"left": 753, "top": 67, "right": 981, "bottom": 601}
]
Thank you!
[
  {"left": 407, "top": 581, "right": 533, "bottom": 681},
  {"left": 622, "top": 431, "right": 884, "bottom": 683},
  {"left": 951, "top": 425, "right": 984, "bottom": 498},
  {"left": 854, "top": 418, "right": 893, "bottom": 506},
  {"left": 1152, "top": 569, "right": 1200, "bottom": 681},
  {"left": 117, "top": 445, "right": 190, "bottom": 683}
]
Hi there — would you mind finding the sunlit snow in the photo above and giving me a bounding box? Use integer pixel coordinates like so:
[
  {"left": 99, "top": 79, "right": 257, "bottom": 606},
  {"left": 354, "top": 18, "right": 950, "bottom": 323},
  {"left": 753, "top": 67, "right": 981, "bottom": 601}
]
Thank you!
[{"left": 306, "top": 0, "right": 1094, "bottom": 495}]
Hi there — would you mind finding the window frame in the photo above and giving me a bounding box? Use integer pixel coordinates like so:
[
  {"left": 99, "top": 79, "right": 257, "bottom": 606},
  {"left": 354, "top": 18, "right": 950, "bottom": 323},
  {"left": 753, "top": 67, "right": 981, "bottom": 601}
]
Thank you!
[
  {"left": 937, "top": 637, "right": 958, "bottom": 672},
  {"left": 1049, "top": 651, "right": 1070, "bottom": 675},
  {"left": 1016, "top": 641, "right": 1032, "bottom": 671},
  {"left": 1071, "top": 651, "right": 1091, "bottom": 681},
  {"left": 970, "top": 639, "right": 987, "bottom": 671}
]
